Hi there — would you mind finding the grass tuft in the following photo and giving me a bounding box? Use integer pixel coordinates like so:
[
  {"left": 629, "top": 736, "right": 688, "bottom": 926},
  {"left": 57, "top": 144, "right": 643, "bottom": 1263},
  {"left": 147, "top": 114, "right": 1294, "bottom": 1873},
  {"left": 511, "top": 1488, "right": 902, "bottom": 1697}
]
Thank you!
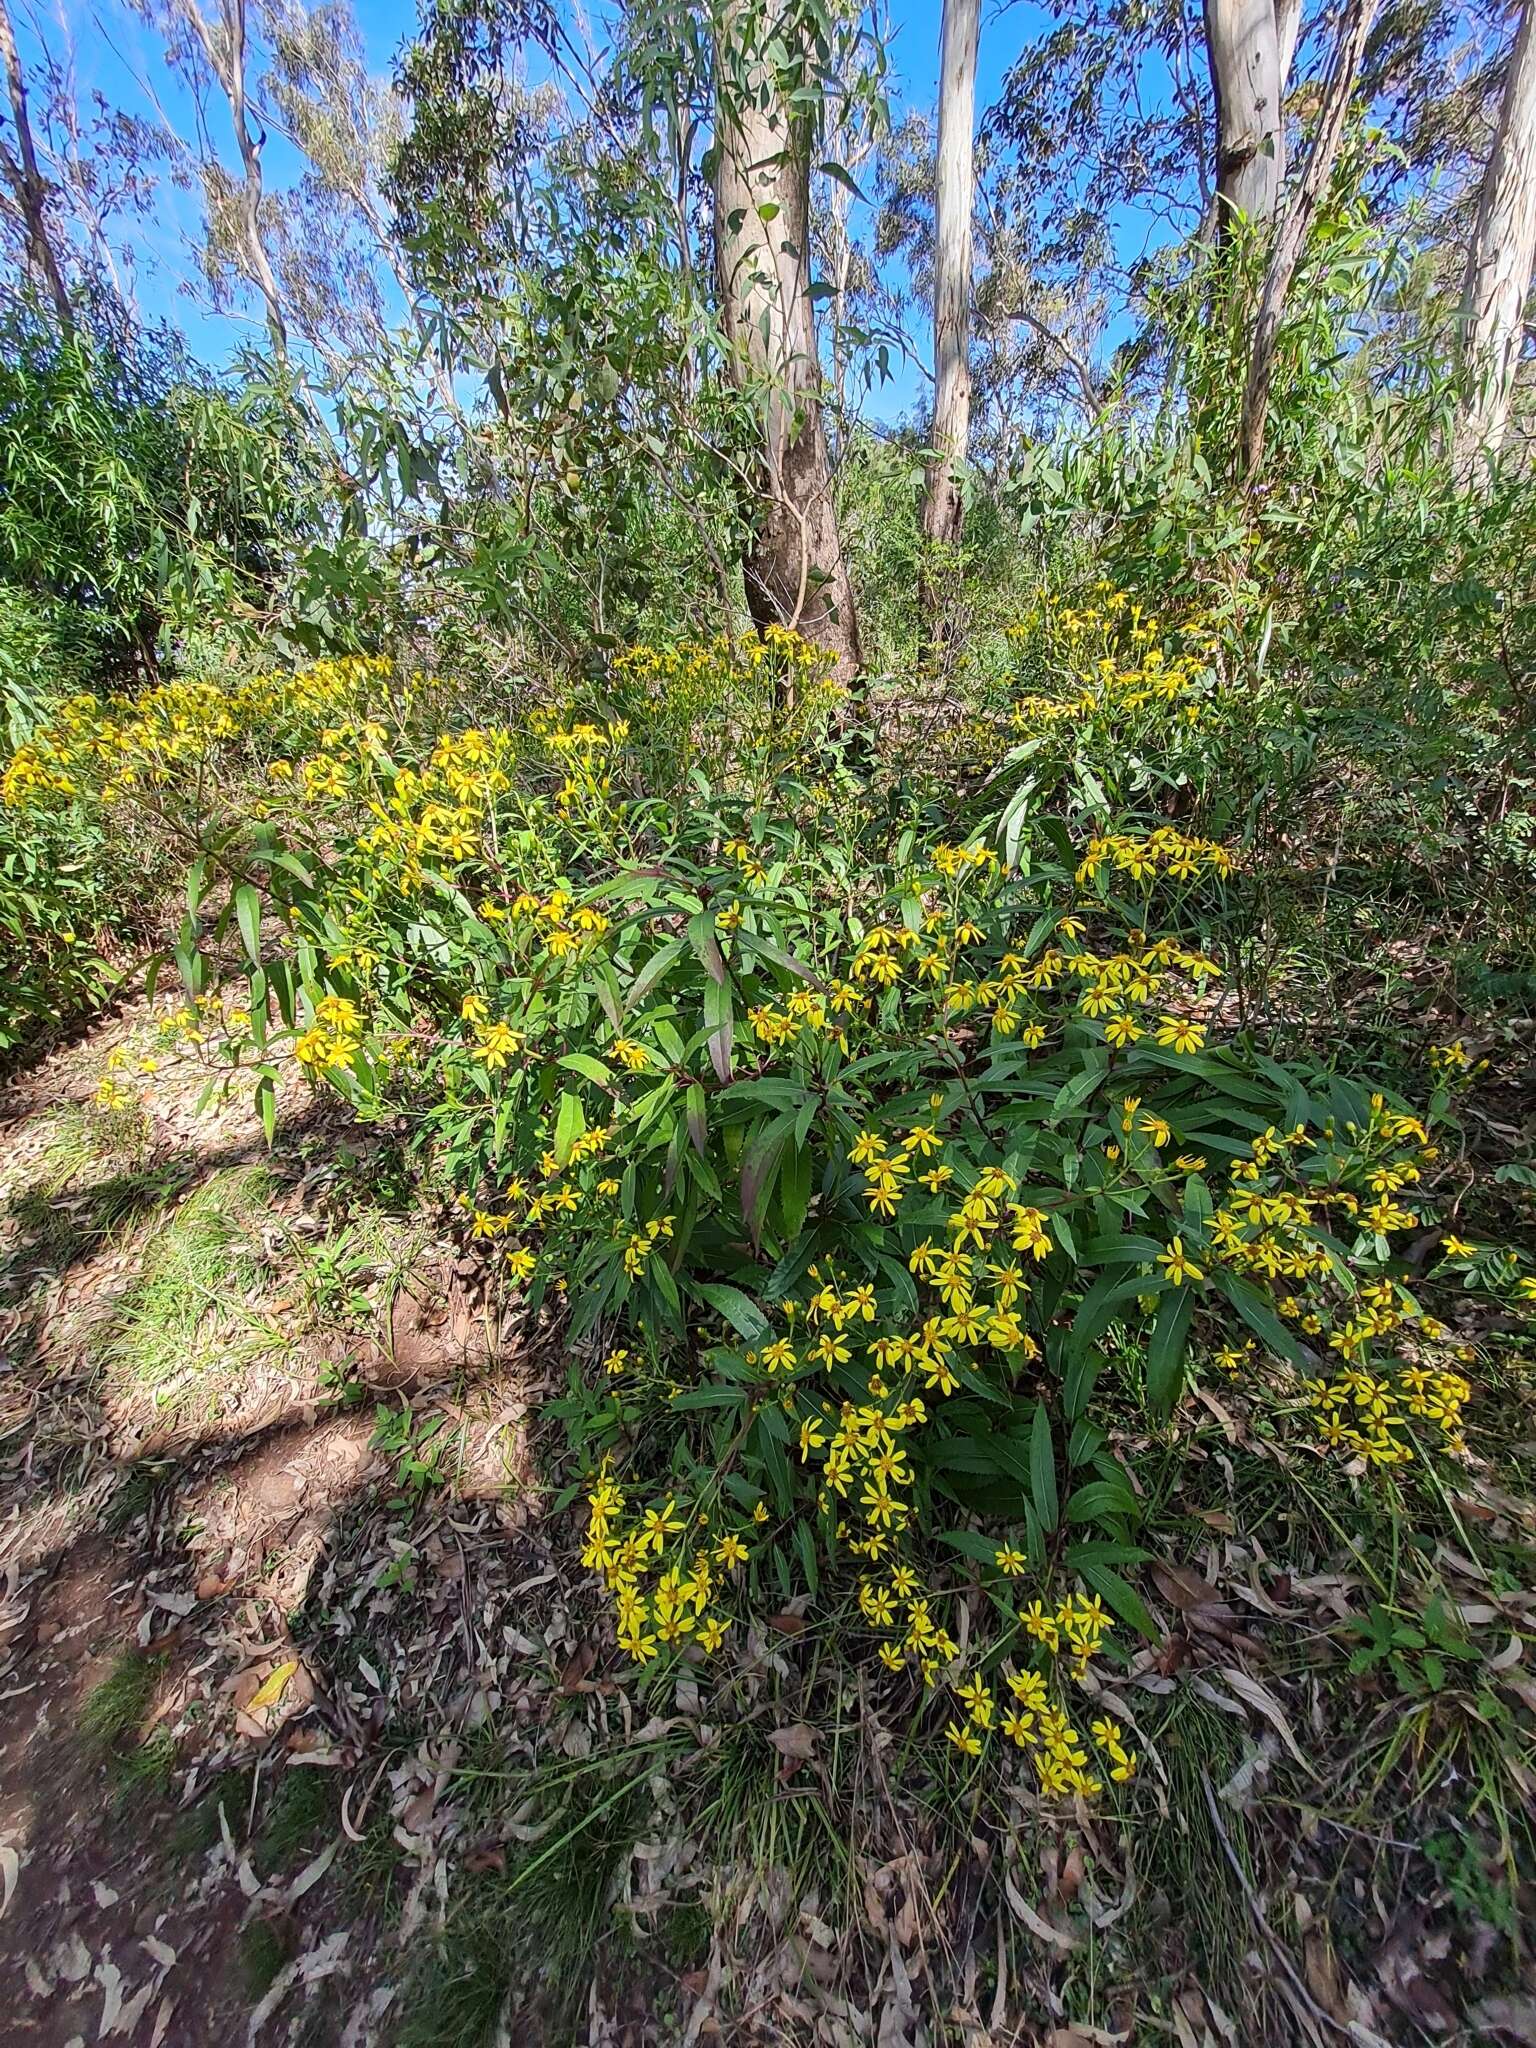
[
  {"left": 92, "top": 1163, "right": 282, "bottom": 1399},
  {"left": 80, "top": 1652, "right": 165, "bottom": 1750}
]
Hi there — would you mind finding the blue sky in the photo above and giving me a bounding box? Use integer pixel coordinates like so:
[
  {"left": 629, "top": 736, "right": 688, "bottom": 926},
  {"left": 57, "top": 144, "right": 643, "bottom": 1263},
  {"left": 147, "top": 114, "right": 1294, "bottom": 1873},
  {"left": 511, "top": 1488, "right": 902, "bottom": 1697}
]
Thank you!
[{"left": 18, "top": 0, "right": 1057, "bottom": 421}]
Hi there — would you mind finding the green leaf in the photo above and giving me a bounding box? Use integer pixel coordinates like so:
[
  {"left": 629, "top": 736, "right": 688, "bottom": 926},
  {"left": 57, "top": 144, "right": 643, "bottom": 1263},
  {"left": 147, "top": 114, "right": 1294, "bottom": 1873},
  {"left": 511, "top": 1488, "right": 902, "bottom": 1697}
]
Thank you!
[
  {"left": 1210, "top": 1268, "right": 1310, "bottom": 1366},
  {"left": 1146, "top": 1286, "right": 1194, "bottom": 1415},
  {"left": 626, "top": 938, "right": 686, "bottom": 1013},
  {"left": 691, "top": 1281, "right": 773, "bottom": 1345},
  {"left": 753, "top": 1416, "right": 794, "bottom": 1513},
  {"left": 255, "top": 1071, "right": 276, "bottom": 1146},
  {"left": 734, "top": 928, "right": 817, "bottom": 983},
  {"left": 186, "top": 854, "right": 211, "bottom": 918},
  {"left": 793, "top": 1517, "right": 819, "bottom": 1596},
  {"left": 704, "top": 973, "right": 734, "bottom": 1084},
  {"left": 1065, "top": 1476, "right": 1137, "bottom": 1527},
  {"left": 669, "top": 1385, "right": 747, "bottom": 1411},
  {"left": 1073, "top": 1561, "right": 1159, "bottom": 1641},
  {"left": 685, "top": 1081, "right": 708, "bottom": 1156},
  {"left": 779, "top": 1140, "right": 811, "bottom": 1239},
  {"left": 1029, "top": 1399, "right": 1058, "bottom": 1532},
  {"left": 687, "top": 909, "right": 725, "bottom": 984},
  {"left": 740, "top": 1117, "right": 792, "bottom": 1243},
  {"left": 939, "top": 1529, "right": 1003, "bottom": 1566},
  {"left": 558, "top": 1052, "right": 612, "bottom": 1085},
  {"left": 266, "top": 959, "right": 295, "bottom": 1027},
  {"left": 234, "top": 883, "right": 262, "bottom": 965},
  {"left": 1063, "top": 1270, "right": 1147, "bottom": 1420},
  {"left": 553, "top": 1088, "right": 586, "bottom": 1166},
  {"left": 818, "top": 158, "right": 866, "bottom": 198}
]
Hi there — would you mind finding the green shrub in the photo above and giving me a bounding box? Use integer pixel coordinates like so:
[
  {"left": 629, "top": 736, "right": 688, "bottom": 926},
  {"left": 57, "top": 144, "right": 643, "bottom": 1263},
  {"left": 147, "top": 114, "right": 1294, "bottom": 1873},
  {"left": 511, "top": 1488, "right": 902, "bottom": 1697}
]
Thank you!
[{"left": 9, "top": 633, "right": 1528, "bottom": 1798}]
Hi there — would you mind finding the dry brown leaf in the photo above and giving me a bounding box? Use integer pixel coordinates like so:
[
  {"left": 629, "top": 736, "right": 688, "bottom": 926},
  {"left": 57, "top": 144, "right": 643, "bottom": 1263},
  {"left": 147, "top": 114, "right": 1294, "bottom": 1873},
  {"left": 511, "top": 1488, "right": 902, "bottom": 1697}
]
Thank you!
[
  {"left": 1150, "top": 1561, "right": 1223, "bottom": 1613},
  {"left": 1003, "top": 1871, "right": 1078, "bottom": 1950},
  {"left": 1470, "top": 1997, "right": 1536, "bottom": 2045},
  {"left": 767, "top": 1723, "right": 817, "bottom": 1763},
  {"left": 1217, "top": 1664, "right": 1309, "bottom": 1769},
  {"left": 558, "top": 1641, "right": 596, "bottom": 1693}
]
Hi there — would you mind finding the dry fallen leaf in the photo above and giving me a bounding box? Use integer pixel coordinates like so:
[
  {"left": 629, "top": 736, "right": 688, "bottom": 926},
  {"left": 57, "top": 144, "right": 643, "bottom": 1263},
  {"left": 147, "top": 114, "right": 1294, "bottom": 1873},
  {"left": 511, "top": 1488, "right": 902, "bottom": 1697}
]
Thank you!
[
  {"left": 245, "top": 1658, "right": 299, "bottom": 1712},
  {"left": 558, "top": 1641, "right": 596, "bottom": 1693},
  {"left": 1217, "top": 1664, "right": 1309, "bottom": 1770},
  {"left": 767, "top": 1723, "right": 817, "bottom": 1764}
]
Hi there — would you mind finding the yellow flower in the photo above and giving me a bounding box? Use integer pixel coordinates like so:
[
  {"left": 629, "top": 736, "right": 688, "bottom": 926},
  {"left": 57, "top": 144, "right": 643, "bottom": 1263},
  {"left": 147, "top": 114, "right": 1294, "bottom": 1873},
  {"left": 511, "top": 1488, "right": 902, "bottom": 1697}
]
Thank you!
[
  {"left": 1157, "top": 1236, "right": 1203, "bottom": 1286},
  {"left": 945, "top": 1720, "right": 983, "bottom": 1757},
  {"left": 994, "top": 1544, "right": 1027, "bottom": 1576},
  {"left": 1007, "top": 1667, "right": 1047, "bottom": 1710},
  {"left": 1155, "top": 1015, "right": 1207, "bottom": 1056}
]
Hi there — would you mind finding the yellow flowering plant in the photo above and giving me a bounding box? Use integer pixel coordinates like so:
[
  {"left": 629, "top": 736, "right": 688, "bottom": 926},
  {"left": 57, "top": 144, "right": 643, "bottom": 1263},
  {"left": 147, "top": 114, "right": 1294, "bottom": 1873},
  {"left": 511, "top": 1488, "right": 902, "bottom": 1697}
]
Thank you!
[{"left": 9, "top": 640, "right": 1531, "bottom": 1802}]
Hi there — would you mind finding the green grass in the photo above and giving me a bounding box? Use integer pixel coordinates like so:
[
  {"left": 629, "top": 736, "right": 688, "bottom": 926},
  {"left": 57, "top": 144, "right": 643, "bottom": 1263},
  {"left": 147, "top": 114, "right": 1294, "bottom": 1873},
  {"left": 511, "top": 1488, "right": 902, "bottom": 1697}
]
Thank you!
[
  {"left": 257, "top": 1766, "right": 338, "bottom": 1869},
  {"left": 79, "top": 1652, "right": 177, "bottom": 1802},
  {"left": 1, "top": 1093, "right": 179, "bottom": 1273},
  {"left": 239, "top": 1919, "right": 290, "bottom": 2001},
  {"left": 91, "top": 1163, "right": 284, "bottom": 1400},
  {"left": 80, "top": 1651, "right": 165, "bottom": 1748},
  {"left": 19, "top": 1099, "right": 147, "bottom": 1193},
  {"left": 389, "top": 1737, "right": 683, "bottom": 2048}
]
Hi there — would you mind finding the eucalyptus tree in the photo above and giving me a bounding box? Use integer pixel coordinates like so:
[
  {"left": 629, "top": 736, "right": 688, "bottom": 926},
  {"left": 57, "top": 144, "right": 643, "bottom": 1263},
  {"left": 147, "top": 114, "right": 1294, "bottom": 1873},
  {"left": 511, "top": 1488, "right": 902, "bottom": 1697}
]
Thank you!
[
  {"left": 1203, "top": 0, "right": 1301, "bottom": 233},
  {"left": 0, "top": 0, "right": 73, "bottom": 325},
  {"left": 711, "top": 0, "right": 869, "bottom": 675},
  {"left": 133, "top": 0, "right": 289, "bottom": 349},
  {"left": 1454, "top": 0, "right": 1536, "bottom": 469},
  {"left": 1237, "top": 0, "right": 1381, "bottom": 475},
  {"left": 919, "top": 0, "right": 980, "bottom": 546}
]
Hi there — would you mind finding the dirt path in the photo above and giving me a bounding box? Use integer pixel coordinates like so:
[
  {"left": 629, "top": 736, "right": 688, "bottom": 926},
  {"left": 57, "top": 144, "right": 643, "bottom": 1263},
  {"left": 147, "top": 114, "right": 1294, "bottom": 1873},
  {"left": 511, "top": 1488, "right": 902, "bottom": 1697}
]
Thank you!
[{"left": 0, "top": 999, "right": 554, "bottom": 2046}]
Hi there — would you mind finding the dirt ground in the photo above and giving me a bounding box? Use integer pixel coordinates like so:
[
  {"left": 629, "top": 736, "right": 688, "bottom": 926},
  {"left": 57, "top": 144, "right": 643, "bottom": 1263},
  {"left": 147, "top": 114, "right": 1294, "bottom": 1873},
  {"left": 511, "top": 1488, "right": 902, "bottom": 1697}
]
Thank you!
[{"left": 0, "top": 999, "right": 559, "bottom": 2046}]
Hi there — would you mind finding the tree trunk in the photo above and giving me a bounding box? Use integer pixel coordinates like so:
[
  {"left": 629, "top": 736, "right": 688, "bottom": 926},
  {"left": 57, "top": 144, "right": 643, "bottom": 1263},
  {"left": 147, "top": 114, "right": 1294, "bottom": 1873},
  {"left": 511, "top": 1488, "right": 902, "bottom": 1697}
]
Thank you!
[
  {"left": 1239, "top": 0, "right": 1379, "bottom": 479},
  {"left": 713, "top": 8, "right": 861, "bottom": 684},
  {"left": 1204, "top": 0, "right": 1287, "bottom": 234},
  {"left": 1454, "top": 0, "right": 1536, "bottom": 475},
  {"left": 920, "top": 0, "right": 980, "bottom": 546},
  {"left": 0, "top": 0, "right": 73, "bottom": 328}
]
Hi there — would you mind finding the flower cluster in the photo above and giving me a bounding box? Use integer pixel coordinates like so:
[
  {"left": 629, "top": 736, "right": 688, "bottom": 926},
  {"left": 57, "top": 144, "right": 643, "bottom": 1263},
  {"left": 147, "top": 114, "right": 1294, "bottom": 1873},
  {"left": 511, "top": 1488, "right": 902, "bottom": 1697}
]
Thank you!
[
  {"left": 940, "top": 1595, "right": 1136, "bottom": 1799},
  {"left": 609, "top": 626, "right": 841, "bottom": 752},
  {"left": 2, "top": 657, "right": 395, "bottom": 813},
  {"left": 581, "top": 1466, "right": 755, "bottom": 1660},
  {"left": 1005, "top": 585, "right": 1220, "bottom": 735},
  {"left": 294, "top": 993, "right": 364, "bottom": 1072}
]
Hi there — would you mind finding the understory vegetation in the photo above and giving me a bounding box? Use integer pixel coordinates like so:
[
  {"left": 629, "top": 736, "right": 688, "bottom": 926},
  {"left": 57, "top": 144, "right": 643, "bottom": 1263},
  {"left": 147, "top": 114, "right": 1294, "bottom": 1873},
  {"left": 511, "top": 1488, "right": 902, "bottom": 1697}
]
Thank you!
[{"left": 1, "top": 0, "right": 1534, "bottom": 2040}]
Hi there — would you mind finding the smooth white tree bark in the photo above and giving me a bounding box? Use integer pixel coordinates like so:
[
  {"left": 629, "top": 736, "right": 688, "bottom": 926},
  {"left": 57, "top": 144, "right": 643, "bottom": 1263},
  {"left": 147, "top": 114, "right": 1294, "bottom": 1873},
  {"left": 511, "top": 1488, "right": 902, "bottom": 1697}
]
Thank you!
[
  {"left": 1204, "top": 0, "right": 1288, "bottom": 233},
  {"left": 920, "top": 0, "right": 981, "bottom": 546}
]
